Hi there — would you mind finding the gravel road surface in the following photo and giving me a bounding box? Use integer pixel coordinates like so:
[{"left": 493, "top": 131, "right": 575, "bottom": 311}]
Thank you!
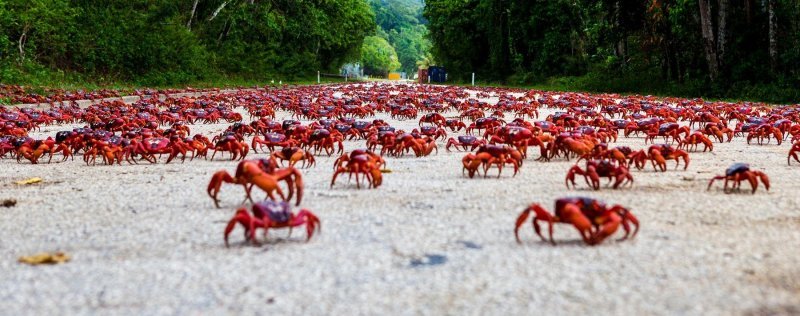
[{"left": 1, "top": 87, "right": 798, "bottom": 315}]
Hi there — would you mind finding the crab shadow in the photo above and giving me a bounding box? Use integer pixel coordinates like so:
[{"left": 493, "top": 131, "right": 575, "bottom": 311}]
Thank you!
[
  {"left": 566, "top": 182, "right": 634, "bottom": 191},
  {"left": 329, "top": 182, "right": 378, "bottom": 190},
  {"left": 459, "top": 172, "right": 519, "bottom": 180},
  {"left": 517, "top": 238, "right": 629, "bottom": 248},
  {"left": 226, "top": 236, "right": 311, "bottom": 249},
  {"left": 517, "top": 239, "right": 586, "bottom": 248},
  {"left": 225, "top": 227, "right": 313, "bottom": 249},
  {"left": 707, "top": 187, "right": 767, "bottom": 195}
]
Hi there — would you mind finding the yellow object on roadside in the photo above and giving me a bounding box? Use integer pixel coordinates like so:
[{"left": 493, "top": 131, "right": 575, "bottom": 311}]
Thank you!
[
  {"left": 14, "top": 177, "right": 42, "bottom": 185},
  {"left": 19, "top": 252, "right": 71, "bottom": 265},
  {"left": 388, "top": 73, "right": 401, "bottom": 80}
]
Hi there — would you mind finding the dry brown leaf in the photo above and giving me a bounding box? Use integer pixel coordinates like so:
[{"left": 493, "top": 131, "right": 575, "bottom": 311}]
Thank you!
[
  {"left": 1, "top": 199, "right": 16, "bottom": 207},
  {"left": 18, "top": 252, "right": 71, "bottom": 265},
  {"left": 14, "top": 177, "right": 42, "bottom": 185}
]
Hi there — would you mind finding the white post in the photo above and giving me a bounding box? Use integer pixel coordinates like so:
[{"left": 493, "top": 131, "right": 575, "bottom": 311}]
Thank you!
[
  {"left": 472, "top": 73, "right": 475, "bottom": 86},
  {"left": 317, "top": 71, "right": 320, "bottom": 84},
  {"left": 428, "top": 75, "right": 431, "bottom": 84}
]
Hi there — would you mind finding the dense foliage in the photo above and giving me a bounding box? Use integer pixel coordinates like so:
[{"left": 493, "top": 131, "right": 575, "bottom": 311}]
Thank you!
[
  {"left": 0, "top": 0, "right": 375, "bottom": 85},
  {"left": 368, "top": 0, "right": 431, "bottom": 75},
  {"left": 360, "top": 36, "right": 401, "bottom": 76},
  {"left": 425, "top": 0, "right": 800, "bottom": 102},
  {"left": 2, "top": 0, "right": 797, "bottom": 103}
]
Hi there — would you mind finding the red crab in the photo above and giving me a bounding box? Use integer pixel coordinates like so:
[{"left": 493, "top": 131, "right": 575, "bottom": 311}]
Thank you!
[
  {"left": 703, "top": 122, "right": 734, "bottom": 143},
  {"left": 789, "top": 141, "right": 800, "bottom": 165},
  {"left": 270, "top": 146, "right": 316, "bottom": 168},
  {"left": 392, "top": 133, "right": 438, "bottom": 158},
  {"left": 514, "top": 197, "right": 639, "bottom": 245},
  {"left": 678, "top": 132, "right": 714, "bottom": 152},
  {"left": 487, "top": 125, "right": 546, "bottom": 159},
  {"left": 187, "top": 134, "right": 212, "bottom": 160},
  {"left": 251, "top": 132, "right": 298, "bottom": 153},
  {"left": 210, "top": 135, "right": 249, "bottom": 161},
  {"left": 578, "top": 143, "right": 633, "bottom": 167},
  {"left": 630, "top": 144, "right": 690, "bottom": 172},
  {"left": 307, "top": 128, "right": 344, "bottom": 156},
  {"left": 444, "top": 119, "right": 467, "bottom": 132},
  {"left": 645, "top": 123, "right": 689, "bottom": 144},
  {"left": 565, "top": 159, "right": 634, "bottom": 190},
  {"left": 418, "top": 126, "right": 447, "bottom": 141},
  {"left": 419, "top": 113, "right": 447, "bottom": 126},
  {"left": 139, "top": 137, "right": 189, "bottom": 164},
  {"left": 331, "top": 149, "right": 385, "bottom": 189},
  {"left": 707, "top": 163, "right": 770, "bottom": 194},
  {"left": 466, "top": 117, "right": 504, "bottom": 135},
  {"left": 224, "top": 200, "right": 320, "bottom": 247},
  {"left": 459, "top": 108, "right": 484, "bottom": 121},
  {"left": 461, "top": 152, "right": 494, "bottom": 178},
  {"left": 207, "top": 159, "right": 304, "bottom": 207},
  {"left": 16, "top": 138, "right": 72, "bottom": 164},
  {"left": 547, "top": 132, "right": 597, "bottom": 161},
  {"left": 462, "top": 145, "right": 522, "bottom": 178},
  {"left": 746, "top": 124, "right": 783, "bottom": 145},
  {"left": 445, "top": 135, "right": 486, "bottom": 152}
]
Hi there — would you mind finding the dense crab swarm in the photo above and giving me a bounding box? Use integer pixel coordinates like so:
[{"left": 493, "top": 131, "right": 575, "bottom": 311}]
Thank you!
[
  {"left": 3, "top": 82, "right": 797, "bottom": 246},
  {"left": 0, "top": 84, "right": 226, "bottom": 106}
]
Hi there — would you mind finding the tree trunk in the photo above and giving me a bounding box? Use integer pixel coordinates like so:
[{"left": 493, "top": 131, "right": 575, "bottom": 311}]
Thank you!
[
  {"left": 613, "top": 0, "right": 626, "bottom": 66},
  {"left": 187, "top": 0, "right": 199, "bottom": 29},
  {"left": 675, "top": 46, "right": 684, "bottom": 83},
  {"left": 745, "top": 0, "right": 752, "bottom": 24},
  {"left": 489, "top": 0, "right": 511, "bottom": 79},
  {"left": 507, "top": 7, "right": 515, "bottom": 64},
  {"left": 698, "top": 0, "right": 719, "bottom": 81},
  {"left": 717, "top": 0, "right": 728, "bottom": 66},
  {"left": 217, "top": 20, "right": 229, "bottom": 42},
  {"left": 768, "top": 0, "right": 778, "bottom": 71},
  {"left": 209, "top": 1, "right": 228, "bottom": 21},
  {"left": 18, "top": 24, "right": 29, "bottom": 64}
]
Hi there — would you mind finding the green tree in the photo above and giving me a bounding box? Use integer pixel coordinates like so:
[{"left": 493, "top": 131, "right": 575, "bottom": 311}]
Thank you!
[
  {"left": 361, "top": 35, "right": 401, "bottom": 76},
  {"left": 370, "top": 0, "right": 431, "bottom": 74},
  {"left": 4, "top": 0, "right": 77, "bottom": 66},
  {"left": 0, "top": 1, "right": 12, "bottom": 62},
  {"left": 0, "top": 0, "right": 376, "bottom": 84},
  {"left": 370, "top": 0, "right": 423, "bottom": 31},
  {"left": 387, "top": 25, "right": 432, "bottom": 74},
  {"left": 424, "top": 0, "right": 800, "bottom": 101},
  {"left": 424, "top": 0, "right": 485, "bottom": 79}
]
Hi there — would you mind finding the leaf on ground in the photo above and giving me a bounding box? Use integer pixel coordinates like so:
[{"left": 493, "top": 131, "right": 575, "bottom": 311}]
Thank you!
[
  {"left": 14, "top": 177, "right": 43, "bottom": 185},
  {"left": 380, "top": 169, "right": 392, "bottom": 173},
  {"left": 1, "top": 199, "right": 16, "bottom": 207},
  {"left": 18, "top": 252, "right": 71, "bottom": 265}
]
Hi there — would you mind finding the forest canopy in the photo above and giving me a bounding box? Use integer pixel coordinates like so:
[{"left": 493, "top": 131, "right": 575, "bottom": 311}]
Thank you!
[
  {"left": 360, "top": 35, "right": 402, "bottom": 76},
  {"left": 364, "top": 0, "right": 432, "bottom": 76},
  {"left": 424, "top": 0, "right": 800, "bottom": 102},
  {"left": 0, "top": 0, "right": 375, "bottom": 85},
  {"left": 0, "top": 0, "right": 797, "bottom": 102}
]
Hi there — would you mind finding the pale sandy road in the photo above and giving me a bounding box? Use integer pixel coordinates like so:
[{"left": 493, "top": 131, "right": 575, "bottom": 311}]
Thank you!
[
  {"left": 12, "top": 88, "right": 260, "bottom": 109},
  {"left": 0, "top": 85, "right": 798, "bottom": 315}
]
